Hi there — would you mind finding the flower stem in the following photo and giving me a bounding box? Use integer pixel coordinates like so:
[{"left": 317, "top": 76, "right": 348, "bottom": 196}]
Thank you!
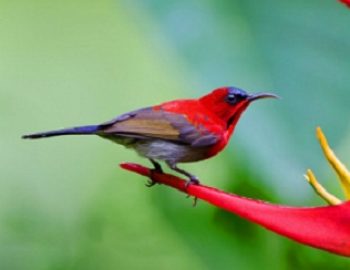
[{"left": 120, "top": 162, "right": 350, "bottom": 257}]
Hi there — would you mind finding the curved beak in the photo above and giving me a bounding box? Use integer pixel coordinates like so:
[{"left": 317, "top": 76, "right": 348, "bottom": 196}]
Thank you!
[{"left": 247, "top": 92, "right": 279, "bottom": 102}]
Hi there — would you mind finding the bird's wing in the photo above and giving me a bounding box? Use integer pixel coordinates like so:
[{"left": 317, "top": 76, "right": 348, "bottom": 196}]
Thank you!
[{"left": 98, "top": 107, "right": 221, "bottom": 147}]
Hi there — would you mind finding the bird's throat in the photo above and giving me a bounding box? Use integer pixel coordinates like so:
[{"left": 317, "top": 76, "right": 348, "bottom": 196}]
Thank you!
[
  {"left": 225, "top": 103, "right": 250, "bottom": 137},
  {"left": 227, "top": 114, "right": 237, "bottom": 129}
]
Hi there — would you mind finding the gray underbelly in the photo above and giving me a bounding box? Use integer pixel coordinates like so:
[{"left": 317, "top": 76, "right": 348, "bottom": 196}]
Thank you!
[
  {"left": 134, "top": 139, "right": 209, "bottom": 164},
  {"left": 99, "top": 135, "right": 209, "bottom": 164}
]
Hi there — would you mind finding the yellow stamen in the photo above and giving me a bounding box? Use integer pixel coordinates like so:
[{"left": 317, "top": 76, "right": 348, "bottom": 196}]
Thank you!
[
  {"left": 316, "top": 127, "right": 350, "bottom": 199},
  {"left": 304, "top": 169, "right": 342, "bottom": 205}
]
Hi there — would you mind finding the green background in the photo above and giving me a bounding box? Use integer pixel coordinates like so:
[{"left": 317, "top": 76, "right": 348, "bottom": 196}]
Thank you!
[{"left": 1, "top": 0, "right": 350, "bottom": 269}]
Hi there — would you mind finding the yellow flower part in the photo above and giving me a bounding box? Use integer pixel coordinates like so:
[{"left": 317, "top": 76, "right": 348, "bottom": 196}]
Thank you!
[
  {"left": 305, "top": 169, "right": 342, "bottom": 205},
  {"left": 305, "top": 127, "right": 350, "bottom": 205}
]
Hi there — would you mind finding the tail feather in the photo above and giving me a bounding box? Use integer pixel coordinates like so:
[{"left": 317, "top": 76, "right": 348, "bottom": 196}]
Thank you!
[{"left": 22, "top": 125, "right": 99, "bottom": 139}]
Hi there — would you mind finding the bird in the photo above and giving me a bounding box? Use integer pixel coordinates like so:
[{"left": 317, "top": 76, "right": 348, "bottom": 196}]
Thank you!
[{"left": 22, "top": 86, "right": 277, "bottom": 185}]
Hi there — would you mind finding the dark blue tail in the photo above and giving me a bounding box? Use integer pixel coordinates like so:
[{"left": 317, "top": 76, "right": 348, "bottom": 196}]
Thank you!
[{"left": 22, "top": 125, "right": 99, "bottom": 139}]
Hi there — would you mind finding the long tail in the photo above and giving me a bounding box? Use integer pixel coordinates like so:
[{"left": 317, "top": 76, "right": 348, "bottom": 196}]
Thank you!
[{"left": 22, "top": 125, "right": 99, "bottom": 139}]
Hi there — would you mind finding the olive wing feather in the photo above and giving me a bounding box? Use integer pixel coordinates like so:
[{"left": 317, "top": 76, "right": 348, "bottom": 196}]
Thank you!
[{"left": 98, "top": 107, "right": 220, "bottom": 147}]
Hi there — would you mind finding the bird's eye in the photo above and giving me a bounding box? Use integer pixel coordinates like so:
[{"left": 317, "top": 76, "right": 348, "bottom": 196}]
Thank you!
[
  {"left": 226, "top": 94, "right": 237, "bottom": 104},
  {"left": 225, "top": 87, "right": 248, "bottom": 104}
]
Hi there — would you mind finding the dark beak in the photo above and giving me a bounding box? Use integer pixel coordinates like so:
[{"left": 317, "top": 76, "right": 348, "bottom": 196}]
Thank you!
[{"left": 247, "top": 92, "right": 279, "bottom": 102}]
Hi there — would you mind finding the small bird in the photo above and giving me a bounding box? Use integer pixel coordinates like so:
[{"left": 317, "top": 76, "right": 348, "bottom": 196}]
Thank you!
[{"left": 23, "top": 86, "right": 277, "bottom": 185}]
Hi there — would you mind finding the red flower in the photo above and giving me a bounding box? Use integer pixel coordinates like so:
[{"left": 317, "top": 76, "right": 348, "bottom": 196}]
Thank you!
[{"left": 120, "top": 128, "right": 350, "bottom": 257}]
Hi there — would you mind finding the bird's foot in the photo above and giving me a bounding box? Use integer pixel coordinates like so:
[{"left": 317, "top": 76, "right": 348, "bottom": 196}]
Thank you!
[
  {"left": 188, "top": 196, "right": 198, "bottom": 207},
  {"left": 185, "top": 176, "right": 200, "bottom": 207},
  {"left": 146, "top": 159, "right": 164, "bottom": 187},
  {"left": 185, "top": 176, "right": 200, "bottom": 189},
  {"left": 145, "top": 179, "right": 157, "bottom": 187}
]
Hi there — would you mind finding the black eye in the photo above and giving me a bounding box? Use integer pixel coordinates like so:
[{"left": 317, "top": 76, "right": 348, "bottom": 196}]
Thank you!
[
  {"left": 226, "top": 94, "right": 237, "bottom": 104},
  {"left": 225, "top": 87, "right": 248, "bottom": 104}
]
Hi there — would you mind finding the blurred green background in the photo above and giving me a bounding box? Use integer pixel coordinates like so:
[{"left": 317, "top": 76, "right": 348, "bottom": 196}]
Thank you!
[{"left": 1, "top": 0, "right": 350, "bottom": 269}]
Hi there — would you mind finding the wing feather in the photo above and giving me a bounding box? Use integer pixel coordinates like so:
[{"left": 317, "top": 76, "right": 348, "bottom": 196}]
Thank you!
[{"left": 99, "top": 107, "right": 220, "bottom": 147}]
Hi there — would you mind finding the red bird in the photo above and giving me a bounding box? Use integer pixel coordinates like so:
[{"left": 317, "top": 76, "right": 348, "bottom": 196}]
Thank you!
[{"left": 23, "top": 87, "right": 277, "bottom": 185}]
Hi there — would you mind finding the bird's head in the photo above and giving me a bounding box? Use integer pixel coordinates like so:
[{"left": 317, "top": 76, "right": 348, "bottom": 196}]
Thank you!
[{"left": 199, "top": 86, "right": 278, "bottom": 131}]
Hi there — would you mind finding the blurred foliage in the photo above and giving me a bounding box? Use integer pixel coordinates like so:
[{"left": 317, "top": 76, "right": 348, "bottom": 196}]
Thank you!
[{"left": 1, "top": 0, "right": 350, "bottom": 269}]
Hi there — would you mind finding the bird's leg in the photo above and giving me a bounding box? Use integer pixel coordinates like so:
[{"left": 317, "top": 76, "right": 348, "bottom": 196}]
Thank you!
[
  {"left": 150, "top": 158, "right": 163, "bottom": 173},
  {"left": 166, "top": 162, "right": 200, "bottom": 205},
  {"left": 167, "top": 163, "right": 199, "bottom": 206},
  {"left": 146, "top": 159, "right": 163, "bottom": 187},
  {"left": 167, "top": 162, "right": 200, "bottom": 186},
  {"left": 166, "top": 163, "right": 200, "bottom": 187}
]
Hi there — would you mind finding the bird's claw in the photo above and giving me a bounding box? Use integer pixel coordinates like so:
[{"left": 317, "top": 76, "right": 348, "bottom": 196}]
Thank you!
[
  {"left": 146, "top": 159, "right": 164, "bottom": 187},
  {"left": 185, "top": 176, "right": 200, "bottom": 189},
  {"left": 185, "top": 176, "right": 200, "bottom": 206},
  {"left": 187, "top": 196, "right": 198, "bottom": 207},
  {"left": 145, "top": 179, "right": 157, "bottom": 187},
  {"left": 146, "top": 169, "right": 162, "bottom": 187}
]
